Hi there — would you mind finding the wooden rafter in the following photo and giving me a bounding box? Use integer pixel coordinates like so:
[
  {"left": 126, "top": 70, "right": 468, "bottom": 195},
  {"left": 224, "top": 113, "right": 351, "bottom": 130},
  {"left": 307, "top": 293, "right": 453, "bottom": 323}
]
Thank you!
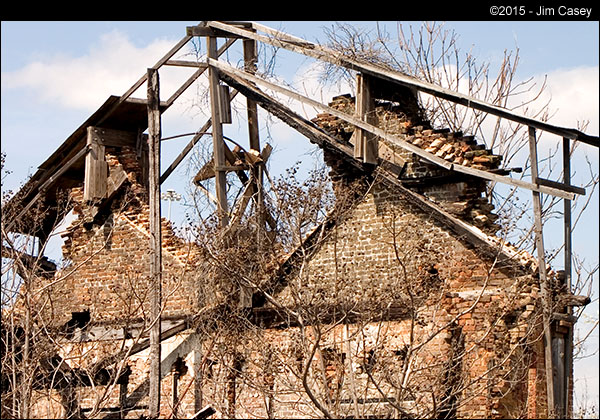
[{"left": 203, "top": 21, "right": 599, "bottom": 147}]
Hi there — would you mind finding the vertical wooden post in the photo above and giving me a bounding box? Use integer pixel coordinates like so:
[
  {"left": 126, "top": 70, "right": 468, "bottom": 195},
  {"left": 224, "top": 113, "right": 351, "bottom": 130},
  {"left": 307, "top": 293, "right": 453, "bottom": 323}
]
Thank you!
[
  {"left": 240, "top": 36, "right": 261, "bottom": 308},
  {"left": 244, "top": 37, "right": 260, "bottom": 152},
  {"left": 207, "top": 36, "right": 229, "bottom": 227},
  {"left": 344, "top": 324, "right": 360, "bottom": 418},
  {"left": 528, "top": 126, "right": 556, "bottom": 417},
  {"left": 563, "top": 138, "right": 572, "bottom": 293},
  {"left": 147, "top": 67, "right": 162, "bottom": 418},
  {"left": 355, "top": 73, "right": 378, "bottom": 164},
  {"left": 563, "top": 136, "right": 573, "bottom": 418},
  {"left": 119, "top": 372, "right": 130, "bottom": 419},
  {"left": 193, "top": 349, "right": 203, "bottom": 414},
  {"left": 243, "top": 36, "right": 263, "bottom": 218},
  {"left": 172, "top": 370, "right": 179, "bottom": 419},
  {"left": 83, "top": 126, "right": 108, "bottom": 201}
]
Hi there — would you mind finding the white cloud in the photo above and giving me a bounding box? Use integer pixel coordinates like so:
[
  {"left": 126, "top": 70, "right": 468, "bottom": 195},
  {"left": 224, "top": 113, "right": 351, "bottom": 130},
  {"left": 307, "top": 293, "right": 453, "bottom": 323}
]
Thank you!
[
  {"left": 1, "top": 30, "right": 182, "bottom": 111},
  {"left": 540, "top": 66, "right": 599, "bottom": 136},
  {"left": 418, "top": 64, "right": 598, "bottom": 155},
  {"left": 502, "top": 66, "right": 599, "bottom": 138},
  {"left": 257, "top": 60, "right": 353, "bottom": 144}
]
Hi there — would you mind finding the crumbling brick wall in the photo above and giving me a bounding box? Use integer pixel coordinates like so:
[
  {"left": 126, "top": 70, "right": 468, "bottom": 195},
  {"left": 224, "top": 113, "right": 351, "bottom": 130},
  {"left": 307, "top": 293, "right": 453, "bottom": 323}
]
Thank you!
[
  {"left": 248, "top": 177, "right": 545, "bottom": 418},
  {"left": 39, "top": 145, "right": 201, "bottom": 326}
]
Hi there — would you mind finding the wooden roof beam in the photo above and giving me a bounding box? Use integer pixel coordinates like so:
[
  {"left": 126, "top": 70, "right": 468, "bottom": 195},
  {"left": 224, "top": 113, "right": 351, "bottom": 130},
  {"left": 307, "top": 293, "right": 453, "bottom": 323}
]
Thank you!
[
  {"left": 186, "top": 26, "right": 244, "bottom": 38},
  {"left": 206, "top": 21, "right": 598, "bottom": 147},
  {"left": 164, "top": 60, "right": 209, "bottom": 68}
]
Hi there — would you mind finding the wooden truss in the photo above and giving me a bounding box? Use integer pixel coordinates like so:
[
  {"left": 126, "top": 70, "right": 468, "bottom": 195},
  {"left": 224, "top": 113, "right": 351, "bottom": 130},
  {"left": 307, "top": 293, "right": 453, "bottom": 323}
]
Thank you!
[{"left": 4, "top": 21, "right": 598, "bottom": 418}]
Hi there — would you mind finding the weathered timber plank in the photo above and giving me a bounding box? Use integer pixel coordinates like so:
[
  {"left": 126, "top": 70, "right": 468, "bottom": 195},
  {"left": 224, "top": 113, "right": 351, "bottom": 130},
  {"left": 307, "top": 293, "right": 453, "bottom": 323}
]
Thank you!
[
  {"left": 218, "top": 84, "right": 232, "bottom": 124},
  {"left": 164, "top": 60, "right": 209, "bottom": 68},
  {"left": 244, "top": 37, "right": 261, "bottom": 151},
  {"left": 529, "top": 127, "right": 557, "bottom": 417},
  {"left": 88, "top": 126, "right": 138, "bottom": 148},
  {"left": 355, "top": 73, "right": 378, "bottom": 164},
  {"left": 562, "top": 135, "right": 574, "bottom": 418},
  {"left": 537, "top": 177, "right": 585, "bottom": 196},
  {"left": 147, "top": 67, "right": 162, "bottom": 419},
  {"left": 186, "top": 26, "right": 243, "bottom": 38},
  {"left": 84, "top": 126, "right": 108, "bottom": 201},
  {"left": 207, "top": 36, "right": 229, "bottom": 226}
]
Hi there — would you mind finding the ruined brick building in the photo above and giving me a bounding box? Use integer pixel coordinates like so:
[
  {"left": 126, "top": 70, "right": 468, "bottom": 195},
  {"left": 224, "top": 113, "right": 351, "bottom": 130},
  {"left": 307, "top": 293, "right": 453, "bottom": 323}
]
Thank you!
[{"left": 2, "top": 22, "right": 597, "bottom": 419}]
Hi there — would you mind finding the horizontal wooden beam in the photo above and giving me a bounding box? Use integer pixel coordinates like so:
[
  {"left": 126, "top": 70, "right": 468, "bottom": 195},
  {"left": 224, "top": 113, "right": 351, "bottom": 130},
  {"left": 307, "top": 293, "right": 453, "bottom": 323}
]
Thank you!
[
  {"left": 186, "top": 25, "right": 244, "bottom": 38},
  {"left": 207, "top": 21, "right": 598, "bottom": 147},
  {"left": 537, "top": 177, "right": 585, "bottom": 196},
  {"left": 87, "top": 126, "right": 138, "bottom": 148},
  {"left": 210, "top": 58, "right": 580, "bottom": 200},
  {"left": 164, "top": 60, "right": 209, "bottom": 69}
]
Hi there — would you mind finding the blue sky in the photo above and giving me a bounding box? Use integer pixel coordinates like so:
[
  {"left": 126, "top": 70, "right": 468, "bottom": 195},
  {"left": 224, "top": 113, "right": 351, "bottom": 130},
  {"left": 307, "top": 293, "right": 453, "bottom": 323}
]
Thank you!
[{"left": 1, "top": 20, "right": 599, "bottom": 410}]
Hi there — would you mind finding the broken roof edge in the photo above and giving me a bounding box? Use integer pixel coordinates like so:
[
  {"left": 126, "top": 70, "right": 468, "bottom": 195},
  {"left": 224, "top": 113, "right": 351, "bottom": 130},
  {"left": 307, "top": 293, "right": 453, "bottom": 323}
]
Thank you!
[{"left": 3, "top": 95, "right": 168, "bottom": 236}]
